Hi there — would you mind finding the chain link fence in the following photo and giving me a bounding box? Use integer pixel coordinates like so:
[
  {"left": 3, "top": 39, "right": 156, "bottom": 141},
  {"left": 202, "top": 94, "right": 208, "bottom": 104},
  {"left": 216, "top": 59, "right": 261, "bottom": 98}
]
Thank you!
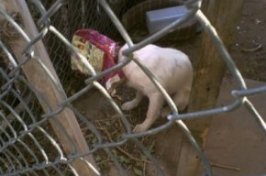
[{"left": 0, "top": 0, "right": 266, "bottom": 175}]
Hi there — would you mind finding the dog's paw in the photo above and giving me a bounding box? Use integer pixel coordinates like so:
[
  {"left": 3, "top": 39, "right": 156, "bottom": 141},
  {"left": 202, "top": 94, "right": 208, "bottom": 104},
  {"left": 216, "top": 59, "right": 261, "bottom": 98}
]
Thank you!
[
  {"left": 133, "top": 124, "right": 148, "bottom": 133},
  {"left": 121, "top": 101, "right": 136, "bottom": 111}
]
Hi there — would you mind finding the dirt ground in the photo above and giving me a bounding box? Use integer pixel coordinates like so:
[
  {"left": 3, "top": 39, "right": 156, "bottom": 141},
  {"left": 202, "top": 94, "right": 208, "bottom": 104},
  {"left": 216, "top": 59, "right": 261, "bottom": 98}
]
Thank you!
[
  {"left": 73, "top": 0, "right": 266, "bottom": 175},
  {"left": 232, "top": 0, "right": 266, "bottom": 82},
  {"left": 204, "top": 78, "right": 266, "bottom": 176}
]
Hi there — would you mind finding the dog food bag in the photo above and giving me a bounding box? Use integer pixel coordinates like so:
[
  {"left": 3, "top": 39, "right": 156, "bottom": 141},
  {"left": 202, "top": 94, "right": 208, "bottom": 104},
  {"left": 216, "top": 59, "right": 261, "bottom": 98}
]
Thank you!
[{"left": 71, "top": 29, "right": 122, "bottom": 84}]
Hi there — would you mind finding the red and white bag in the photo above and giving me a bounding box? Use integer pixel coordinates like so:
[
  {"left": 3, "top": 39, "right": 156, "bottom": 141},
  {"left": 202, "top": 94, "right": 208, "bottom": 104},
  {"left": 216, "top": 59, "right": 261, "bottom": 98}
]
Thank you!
[{"left": 71, "top": 29, "right": 123, "bottom": 85}]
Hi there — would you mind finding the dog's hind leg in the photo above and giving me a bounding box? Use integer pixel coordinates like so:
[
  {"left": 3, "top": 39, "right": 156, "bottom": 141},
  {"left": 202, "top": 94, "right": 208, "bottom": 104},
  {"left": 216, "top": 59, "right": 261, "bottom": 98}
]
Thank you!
[
  {"left": 133, "top": 93, "right": 164, "bottom": 132},
  {"left": 122, "top": 91, "right": 143, "bottom": 111},
  {"left": 173, "top": 87, "right": 191, "bottom": 111},
  {"left": 161, "top": 87, "right": 191, "bottom": 117}
]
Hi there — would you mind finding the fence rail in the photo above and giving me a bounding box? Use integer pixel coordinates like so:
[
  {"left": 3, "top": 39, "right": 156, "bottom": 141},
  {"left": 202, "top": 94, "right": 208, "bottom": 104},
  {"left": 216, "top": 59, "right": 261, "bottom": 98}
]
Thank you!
[{"left": 0, "top": 0, "right": 265, "bottom": 175}]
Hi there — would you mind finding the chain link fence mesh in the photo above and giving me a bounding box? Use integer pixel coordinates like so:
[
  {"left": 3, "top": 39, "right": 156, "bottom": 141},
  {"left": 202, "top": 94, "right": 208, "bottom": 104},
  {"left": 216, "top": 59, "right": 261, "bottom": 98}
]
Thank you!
[{"left": 0, "top": 0, "right": 266, "bottom": 175}]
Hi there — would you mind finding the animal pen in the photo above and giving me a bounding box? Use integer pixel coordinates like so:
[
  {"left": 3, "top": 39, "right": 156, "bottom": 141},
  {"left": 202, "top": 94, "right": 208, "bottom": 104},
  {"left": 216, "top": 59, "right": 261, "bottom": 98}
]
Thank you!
[{"left": 0, "top": 0, "right": 266, "bottom": 176}]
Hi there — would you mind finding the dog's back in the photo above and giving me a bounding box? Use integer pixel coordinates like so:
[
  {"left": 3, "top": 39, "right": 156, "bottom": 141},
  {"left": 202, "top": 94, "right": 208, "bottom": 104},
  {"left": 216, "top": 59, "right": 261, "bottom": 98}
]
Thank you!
[{"left": 119, "top": 44, "right": 193, "bottom": 98}]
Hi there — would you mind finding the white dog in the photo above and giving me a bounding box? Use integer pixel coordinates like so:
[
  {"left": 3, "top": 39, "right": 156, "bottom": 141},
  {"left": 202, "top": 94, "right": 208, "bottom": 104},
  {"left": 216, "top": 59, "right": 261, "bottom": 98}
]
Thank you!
[{"left": 106, "top": 44, "right": 193, "bottom": 132}]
